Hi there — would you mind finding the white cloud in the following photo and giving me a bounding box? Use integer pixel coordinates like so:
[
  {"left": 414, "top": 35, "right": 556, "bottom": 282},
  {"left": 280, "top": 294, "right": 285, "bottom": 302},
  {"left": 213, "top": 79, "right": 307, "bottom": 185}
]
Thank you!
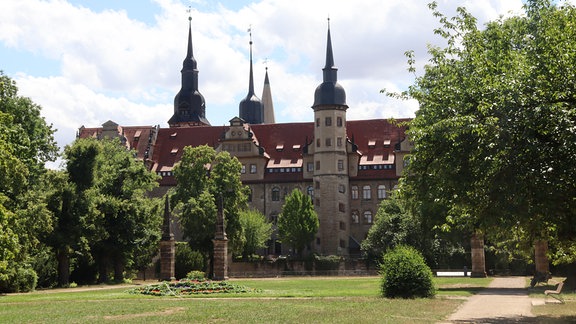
[{"left": 0, "top": 0, "right": 529, "bottom": 158}]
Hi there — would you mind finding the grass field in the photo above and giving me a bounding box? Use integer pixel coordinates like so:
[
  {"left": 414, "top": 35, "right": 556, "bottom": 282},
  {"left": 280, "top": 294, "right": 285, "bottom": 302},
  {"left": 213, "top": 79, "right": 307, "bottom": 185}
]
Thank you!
[
  {"left": 9, "top": 276, "right": 576, "bottom": 323},
  {"left": 0, "top": 276, "right": 490, "bottom": 323}
]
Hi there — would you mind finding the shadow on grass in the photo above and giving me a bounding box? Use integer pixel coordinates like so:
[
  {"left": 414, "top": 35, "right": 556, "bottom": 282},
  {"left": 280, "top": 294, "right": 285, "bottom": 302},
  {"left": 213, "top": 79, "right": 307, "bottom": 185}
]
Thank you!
[{"left": 449, "top": 315, "right": 576, "bottom": 323}]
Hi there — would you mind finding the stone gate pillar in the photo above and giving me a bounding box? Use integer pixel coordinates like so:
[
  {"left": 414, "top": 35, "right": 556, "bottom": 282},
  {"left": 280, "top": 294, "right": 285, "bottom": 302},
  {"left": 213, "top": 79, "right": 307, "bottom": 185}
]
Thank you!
[
  {"left": 160, "top": 195, "right": 175, "bottom": 281},
  {"left": 534, "top": 240, "right": 549, "bottom": 275},
  {"left": 470, "top": 233, "right": 487, "bottom": 278}
]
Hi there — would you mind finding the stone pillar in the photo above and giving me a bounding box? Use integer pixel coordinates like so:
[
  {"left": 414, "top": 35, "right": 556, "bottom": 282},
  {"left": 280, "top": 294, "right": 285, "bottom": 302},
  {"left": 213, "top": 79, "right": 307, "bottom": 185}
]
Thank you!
[
  {"left": 160, "top": 195, "right": 175, "bottom": 281},
  {"left": 534, "top": 240, "right": 549, "bottom": 275},
  {"left": 470, "top": 233, "right": 487, "bottom": 278},
  {"left": 212, "top": 197, "right": 228, "bottom": 281}
]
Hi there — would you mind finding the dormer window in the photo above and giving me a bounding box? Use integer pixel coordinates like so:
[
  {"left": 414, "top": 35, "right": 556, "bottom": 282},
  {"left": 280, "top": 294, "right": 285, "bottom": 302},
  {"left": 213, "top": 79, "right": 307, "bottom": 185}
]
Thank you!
[
  {"left": 368, "top": 140, "right": 376, "bottom": 148},
  {"left": 134, "top": 130, "right": 141, "bottom": 141},
  {"left": 170, "top": 132, "right": 177, "bottom": 138},
  {"left": 292, "top": 144, "right": 301, "bottom": 151},
  {"left": 170, "top": 148, "right": 179, "bottom": 155},
  {"left": 276, "top": 144, "right": 284, "bottom": 152},
  {"left": 383, "top": 139, "right": 391, "bottom": 147}
]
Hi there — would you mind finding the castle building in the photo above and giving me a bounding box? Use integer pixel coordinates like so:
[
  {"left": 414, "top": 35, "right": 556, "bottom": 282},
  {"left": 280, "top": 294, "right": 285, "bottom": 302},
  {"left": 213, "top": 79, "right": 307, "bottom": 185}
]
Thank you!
[{"left": 78, "top": 18, "right": 412, "bottom": 257}]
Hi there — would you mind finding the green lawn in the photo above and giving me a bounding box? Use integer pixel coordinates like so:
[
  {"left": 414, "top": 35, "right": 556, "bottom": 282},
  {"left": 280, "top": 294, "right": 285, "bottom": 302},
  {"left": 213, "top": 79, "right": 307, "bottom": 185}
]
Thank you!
[{"left": 0, "top": 276, "right": 491, "bottom": 323}]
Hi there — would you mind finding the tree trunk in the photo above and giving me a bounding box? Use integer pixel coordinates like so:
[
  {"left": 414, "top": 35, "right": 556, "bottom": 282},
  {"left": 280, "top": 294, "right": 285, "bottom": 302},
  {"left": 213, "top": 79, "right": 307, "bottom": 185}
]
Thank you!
[
  {"left": 114, "top": 260, "right": 124, "bottom": 283},
  {"left": 56, "top": 246, "right": 70, "bottom": 287},
  {"left": 97, "top": 256, "right": 109, "bottom": 283}
]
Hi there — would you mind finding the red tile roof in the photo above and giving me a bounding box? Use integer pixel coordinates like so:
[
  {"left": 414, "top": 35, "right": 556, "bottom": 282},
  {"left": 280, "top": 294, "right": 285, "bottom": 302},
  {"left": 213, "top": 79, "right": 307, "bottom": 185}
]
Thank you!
[{"left": 78, "top": 118, "right": 409, "bottom": 186}]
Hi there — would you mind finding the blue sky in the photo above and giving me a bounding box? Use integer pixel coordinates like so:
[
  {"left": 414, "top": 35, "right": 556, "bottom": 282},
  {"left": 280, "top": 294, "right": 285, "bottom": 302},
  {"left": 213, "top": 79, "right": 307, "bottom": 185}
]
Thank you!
[{"left": 1, "top": 0, "right": 547, "bottom": 168}]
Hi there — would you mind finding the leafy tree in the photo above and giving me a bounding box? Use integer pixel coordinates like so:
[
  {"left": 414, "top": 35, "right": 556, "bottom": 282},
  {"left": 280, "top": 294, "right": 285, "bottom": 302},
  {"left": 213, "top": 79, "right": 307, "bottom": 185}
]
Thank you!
[
  {"left": 239, "top": 209, "right": 273, "bottom": 259},
  {"left": 362, "top": 194, "right": 467, "bottom": 268},
  {"left": 362, "top": 195, "right": 423, "bottom": 262},
  {"left": 172, "top": 145, "right": 248, "bottom": 274},
  {"left": 0, "top": 72, "right": 57, "bottom": 179},
  {"left": 389, "top": 1, "right": 576, "bottom": 265},
  {"left": 0, "top": 73, "right": 57, "bottom": 292},
  {"left": 41, "top": 140, "right": 100, "bottom": 287},
  {"left": 277, "top": 189, "right": 318, "bottom": 257},
  {"left": 89, "top": 139, "right": 161, "bottom": 282}
]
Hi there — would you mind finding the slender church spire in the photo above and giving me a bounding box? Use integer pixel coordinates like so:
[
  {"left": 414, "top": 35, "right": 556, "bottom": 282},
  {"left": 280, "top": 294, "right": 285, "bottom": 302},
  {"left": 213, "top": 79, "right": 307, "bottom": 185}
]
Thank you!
[
  {"left": 312, "top": 18, "right": 347, "bottom": 110},
  {"left": 239, "top": 26, "right": 264, "bottom": 124},
  {"left": 168, "top": 8, "right": 210, "bottom": 127},
  {"left": 261, "top": 62, "right": 275, "bottom": 124}
]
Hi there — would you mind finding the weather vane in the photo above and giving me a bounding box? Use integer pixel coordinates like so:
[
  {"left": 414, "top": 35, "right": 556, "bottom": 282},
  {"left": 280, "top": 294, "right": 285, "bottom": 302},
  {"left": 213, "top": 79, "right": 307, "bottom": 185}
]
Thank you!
[{"left": 187, "top": 5, "right": 192, "bottom": 21}]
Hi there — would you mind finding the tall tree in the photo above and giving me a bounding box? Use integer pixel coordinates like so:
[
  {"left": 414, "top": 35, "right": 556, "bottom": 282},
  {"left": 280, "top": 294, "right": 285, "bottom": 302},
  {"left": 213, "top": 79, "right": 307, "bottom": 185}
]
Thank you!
[
  {"left": 0, "top": 73, "right": 57, "bottom": 292},
  {"left": 90, "top": 139, "right": 161, "bottom": 282},
  {"left": 172, "top": 145, "right": 248, "bottom": 274},
  {"left": 43, "top": 139, "right": 100, "bottom": 286},
  {"left": 277, "top": 189, "right": 318, "bottom": 257},
  {"left": 0, "top": 72, "right": 57, "bottom": 179},
  {"left": 238, "top": 209, "right": 273, "bottom": 259},
  {"left": 390, "top": 1, "right": 576, "bottom": 265}
]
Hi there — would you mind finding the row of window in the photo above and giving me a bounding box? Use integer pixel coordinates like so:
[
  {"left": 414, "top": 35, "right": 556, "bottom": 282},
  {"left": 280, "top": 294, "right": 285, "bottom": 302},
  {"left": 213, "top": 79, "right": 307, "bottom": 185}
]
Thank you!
[
  {"left": 269, "top": 184, "right": 387, "bottom": 201},
  {"left": 351, "top": 185, "right": 387, "bottom": 200},
  {"left": 316, "top": 137, "right": 344, "bottom": 148},
  {"left": 269, "top": 210, "right": 374, "bottom": 227},
  {"left": 267, "top": 167, "right": 302, "bottom": 173},
  {"left": 351, "top": 210, "right": 374, "bottom": 224},
  {"left": 359, "top": 164, "right": 394, "bottom": 170},
  {"left": 316, "top": 116, "right": 344, "bottom": 127}
]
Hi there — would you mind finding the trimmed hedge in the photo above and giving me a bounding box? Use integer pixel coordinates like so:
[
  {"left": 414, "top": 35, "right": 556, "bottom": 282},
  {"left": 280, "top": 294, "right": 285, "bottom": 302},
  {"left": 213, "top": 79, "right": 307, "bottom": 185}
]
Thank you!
[{"left": 380, "top": 245, "right": 435, "bottom": 298}]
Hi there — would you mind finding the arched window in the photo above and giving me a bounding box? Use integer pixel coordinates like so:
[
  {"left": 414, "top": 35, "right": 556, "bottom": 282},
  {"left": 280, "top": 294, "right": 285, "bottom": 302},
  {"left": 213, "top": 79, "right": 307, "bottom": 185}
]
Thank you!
[
  {"left": 377, "top": 185, "right": 386, "bottom": 199},
  {"left": 362, "top": 185, "right": 371, "bottom": 200},
  {"left": 351, "top": 186, "right": 359, "bottom": 200},
  {"left": 272, "top": 187, "right": 280, "bottom": 201},
  {"left": 364, "top": 210, "right": 373, "bottom": 224}
]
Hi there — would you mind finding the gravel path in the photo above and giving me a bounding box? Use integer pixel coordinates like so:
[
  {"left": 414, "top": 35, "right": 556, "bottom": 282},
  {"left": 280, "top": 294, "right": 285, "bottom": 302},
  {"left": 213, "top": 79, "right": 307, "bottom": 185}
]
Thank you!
[{"left": 444, "top": 276, "right": 535, "bottom": 323}]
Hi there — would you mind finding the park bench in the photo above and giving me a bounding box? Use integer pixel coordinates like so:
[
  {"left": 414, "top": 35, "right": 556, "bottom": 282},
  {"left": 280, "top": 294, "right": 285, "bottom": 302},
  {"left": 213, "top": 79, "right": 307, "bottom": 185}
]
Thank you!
[{"left": 544, "top": 280, "right": 565, "bottom": 304}]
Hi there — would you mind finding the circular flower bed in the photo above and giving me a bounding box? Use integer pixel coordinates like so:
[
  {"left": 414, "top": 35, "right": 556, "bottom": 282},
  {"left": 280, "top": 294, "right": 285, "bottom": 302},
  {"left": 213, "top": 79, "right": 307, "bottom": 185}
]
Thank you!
[{"left": 128, "top": 279, "right": 259, "bottom": 296}]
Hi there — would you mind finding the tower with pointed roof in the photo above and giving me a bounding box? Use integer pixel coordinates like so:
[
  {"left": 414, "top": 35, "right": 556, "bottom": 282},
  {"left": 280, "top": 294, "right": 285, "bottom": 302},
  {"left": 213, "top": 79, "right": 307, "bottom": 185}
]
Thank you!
[
  {"left": 239, "top": 29, "right": 264, "bottom": 125},
  {"left": 261, "top": 67, "right": 275, "bottom": 124},
  {"left": 168, "top": 14, "right": 210, "bottom": 127},
  {"left": 311, "top": 20, "right": 350, "bottom": 256}
]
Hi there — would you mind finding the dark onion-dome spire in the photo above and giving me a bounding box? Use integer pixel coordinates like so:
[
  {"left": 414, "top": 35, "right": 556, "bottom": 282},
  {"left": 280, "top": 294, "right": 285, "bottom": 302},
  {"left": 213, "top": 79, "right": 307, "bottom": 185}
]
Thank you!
[
  {"left": 239, "top": 26, "right": 264, "bottom": 124},
  {"left": 312, "top": 18, "right": 347, "bottom": 110},
  {"left": 168, "top": 8, "right": 210, "bottom": 127}
]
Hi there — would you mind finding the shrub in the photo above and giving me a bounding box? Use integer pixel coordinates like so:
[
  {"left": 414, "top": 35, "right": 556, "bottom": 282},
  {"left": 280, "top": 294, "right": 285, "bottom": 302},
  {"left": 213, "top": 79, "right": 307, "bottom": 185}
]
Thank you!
[
  {"left": 314, "top": 255, "right": 341, "bottom": 272},
  {"left": 0, "top": 266, "right": 38, "bottom": 293},
  {"left": 186, "top": 270, "right": 206, "bottom": 281},
  {"left": 380, "top": 245, "right": 435, "bottom": 298},
  {"left": 175, "top": 242, "right": 205, "bottom": 279}
]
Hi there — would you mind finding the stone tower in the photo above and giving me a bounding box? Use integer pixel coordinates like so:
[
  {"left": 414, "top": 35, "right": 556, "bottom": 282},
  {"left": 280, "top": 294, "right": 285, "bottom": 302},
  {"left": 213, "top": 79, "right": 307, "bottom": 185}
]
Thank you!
[
  {"left": 311, "top": 20, "right": 350, "bottom": 256},
  {"left": 168, "top": 15, "right": 210, "bottom": 127}
]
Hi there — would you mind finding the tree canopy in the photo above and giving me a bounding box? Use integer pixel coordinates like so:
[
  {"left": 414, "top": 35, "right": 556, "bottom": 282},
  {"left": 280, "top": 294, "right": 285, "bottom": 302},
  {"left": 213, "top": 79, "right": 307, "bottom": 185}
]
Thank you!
[
  {"left": 394, "top": 0, "right": 576, "bottom": 264},
  {"left": 0, "top": 72, "right": 58, "bottom": 292},
  {"left": 277, "top": 189, "right": 318, "bottom": 257},
  {"left": 238, "top": 209, "right": 273, "bottom": 259},
  {"left": 172, "top": 145, "right": 248, "bottom": 271}
]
